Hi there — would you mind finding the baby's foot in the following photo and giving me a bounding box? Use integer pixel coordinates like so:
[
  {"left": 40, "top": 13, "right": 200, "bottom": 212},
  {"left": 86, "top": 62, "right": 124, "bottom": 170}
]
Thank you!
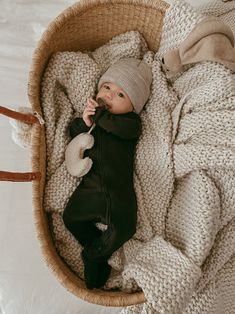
[
  {"left": 82, "top": 251, "right": 99, "bottom": 289},
  {"left": 82, "top": 251, "right": 111, "bottom": 289},
  {"left": 95, "top": 260, "right": 111, "bottom": 288}
]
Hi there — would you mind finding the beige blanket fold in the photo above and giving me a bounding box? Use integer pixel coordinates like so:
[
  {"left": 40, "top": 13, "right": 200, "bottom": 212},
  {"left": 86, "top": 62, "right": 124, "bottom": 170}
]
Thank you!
[
  {"left": 41, "top": 1, "right": 235, "bottom": 313},
  {"left": 163, "top": 16, "right": 235, "bottom": 74}
]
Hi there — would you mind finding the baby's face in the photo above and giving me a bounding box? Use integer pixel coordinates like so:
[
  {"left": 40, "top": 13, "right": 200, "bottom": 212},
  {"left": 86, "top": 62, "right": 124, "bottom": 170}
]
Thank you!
[{"left": 96, "top": 82, "right": 133, "bottom": 114}]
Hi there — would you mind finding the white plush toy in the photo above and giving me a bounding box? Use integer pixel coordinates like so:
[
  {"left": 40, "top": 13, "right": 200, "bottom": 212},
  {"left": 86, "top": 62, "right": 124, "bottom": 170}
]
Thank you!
[
  {"left": 65, "top": 98, "right": 106, "bottom": 178},
  {"left": 65, "top": 128, "right": 95, "bottom": 177}
]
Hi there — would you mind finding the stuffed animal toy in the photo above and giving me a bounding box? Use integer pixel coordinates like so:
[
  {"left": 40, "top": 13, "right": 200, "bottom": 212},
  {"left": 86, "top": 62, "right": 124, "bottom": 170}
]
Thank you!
[{"left": 65, "top": 98, "right": 107, "bottom": 177}]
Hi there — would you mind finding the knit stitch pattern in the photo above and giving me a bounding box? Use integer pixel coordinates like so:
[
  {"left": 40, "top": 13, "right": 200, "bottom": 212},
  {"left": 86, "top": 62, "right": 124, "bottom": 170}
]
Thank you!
[
  {"left": 41, "top": 1, "right": 235, "bottom": 313},
  {"left": 121, "top": 1, "right": 235, "bottom": 313}
]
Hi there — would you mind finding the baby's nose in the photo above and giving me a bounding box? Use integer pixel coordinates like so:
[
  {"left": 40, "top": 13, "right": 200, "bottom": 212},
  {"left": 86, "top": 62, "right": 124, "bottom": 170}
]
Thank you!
[{"left": 106, "top": 90, "right": 114, "bottom": 99}]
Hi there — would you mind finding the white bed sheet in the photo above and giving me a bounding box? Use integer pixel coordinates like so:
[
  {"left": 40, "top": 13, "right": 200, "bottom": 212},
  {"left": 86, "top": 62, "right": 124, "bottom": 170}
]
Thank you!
[{"left": 0, "top": 0, "right": 211, "bottom": 313}]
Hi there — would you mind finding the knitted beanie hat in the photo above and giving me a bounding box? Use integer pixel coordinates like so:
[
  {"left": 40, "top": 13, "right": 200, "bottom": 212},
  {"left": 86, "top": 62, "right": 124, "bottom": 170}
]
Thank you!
[{"left": 98, "top": 57, "right": 152, "bottom": 114}]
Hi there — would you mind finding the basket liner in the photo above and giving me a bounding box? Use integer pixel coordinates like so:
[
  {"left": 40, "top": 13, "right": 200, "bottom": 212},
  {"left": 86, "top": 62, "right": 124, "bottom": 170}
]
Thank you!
[{"left": 29, "top": 0, "right": 235, "bottom": 312}]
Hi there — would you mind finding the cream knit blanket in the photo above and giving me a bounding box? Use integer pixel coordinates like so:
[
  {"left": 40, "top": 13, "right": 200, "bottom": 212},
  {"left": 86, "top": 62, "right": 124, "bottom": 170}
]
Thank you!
[{"left": 41, "top": 1, "right": 235, "bottom": 313}]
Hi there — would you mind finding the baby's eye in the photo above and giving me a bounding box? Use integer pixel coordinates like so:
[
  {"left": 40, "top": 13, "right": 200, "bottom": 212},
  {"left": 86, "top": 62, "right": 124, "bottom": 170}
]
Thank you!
[
  {"left": 118, "top": 92, "right": 125, "bottom": 98},
  {"left": 103, "top": 84, "right": 110, "bottom": 90}
]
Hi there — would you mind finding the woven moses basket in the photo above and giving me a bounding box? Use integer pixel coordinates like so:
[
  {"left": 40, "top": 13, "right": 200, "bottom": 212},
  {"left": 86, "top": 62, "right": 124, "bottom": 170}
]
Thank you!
[{"left": 0, "top": 0, "right": 169, "bottom": 307}]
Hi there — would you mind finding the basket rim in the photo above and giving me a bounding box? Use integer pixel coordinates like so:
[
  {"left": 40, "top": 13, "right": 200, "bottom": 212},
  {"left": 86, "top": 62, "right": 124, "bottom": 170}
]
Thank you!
[
  {"left": 28, "top": 0, "right": 169, "bottom": 112},
  {"left": 39, "top": 0, "right": 169, "bottom": 47},
  {"left": 29, "top": 0, "right": 169, "bottom": 307}
]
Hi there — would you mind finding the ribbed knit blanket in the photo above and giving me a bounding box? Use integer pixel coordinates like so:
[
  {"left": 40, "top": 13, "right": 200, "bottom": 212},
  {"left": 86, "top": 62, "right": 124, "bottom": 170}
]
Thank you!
[{"left": 41, "top": 1, "right": 235, "bottom": 313}]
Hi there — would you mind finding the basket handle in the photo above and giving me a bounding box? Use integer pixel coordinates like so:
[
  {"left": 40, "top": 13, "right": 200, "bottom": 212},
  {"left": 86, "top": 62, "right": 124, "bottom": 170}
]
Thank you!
[
  {"left": 0, "top": 106, "right": 40, "bottom": 124},
  {"left": 0, "top": 106, "right": 42, "bottom": 182},
  {"left": 0, "top": 171, "right": 41, "bottom": 182}
]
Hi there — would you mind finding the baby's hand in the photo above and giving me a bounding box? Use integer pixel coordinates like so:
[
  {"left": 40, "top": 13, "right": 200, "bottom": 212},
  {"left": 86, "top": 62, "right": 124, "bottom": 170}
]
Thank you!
[{"left": 82, "top": 98, "right": 99, "bottom": 127}]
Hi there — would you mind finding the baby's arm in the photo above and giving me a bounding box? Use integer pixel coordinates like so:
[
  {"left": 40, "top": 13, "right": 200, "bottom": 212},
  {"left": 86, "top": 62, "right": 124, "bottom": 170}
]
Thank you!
[
  {"left": 69, "top": 117, "right": 90, "bottom": 138},
  {"left": 82, "top": 98, "right": 98, "bottom": 127},
  {"left": 78, "top": 97, "right": 141, "bottom": 140},
  {"left": 94, "top": 108, "right": 142, "bottom": 140},
  {"left": 69, "top": 98, "right": 98, "bottom": 138}
]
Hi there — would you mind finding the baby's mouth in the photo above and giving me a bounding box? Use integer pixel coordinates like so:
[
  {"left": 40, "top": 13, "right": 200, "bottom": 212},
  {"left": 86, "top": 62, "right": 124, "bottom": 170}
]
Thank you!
[{"left": 97, "top": 97, "right": 111, "bottom": 110}]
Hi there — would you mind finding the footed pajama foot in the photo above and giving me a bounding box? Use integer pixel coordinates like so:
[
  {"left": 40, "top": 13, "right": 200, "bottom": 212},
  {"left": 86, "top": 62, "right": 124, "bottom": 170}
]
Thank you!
[
  {"left": 95, "top": 260, "right": 111, "bottom": 288},
  {"left": 82, "top": 251, "right": 111, "bottom": 289},
  {"left": 82, "top": 251, "right": 99, "bottom": 289}
]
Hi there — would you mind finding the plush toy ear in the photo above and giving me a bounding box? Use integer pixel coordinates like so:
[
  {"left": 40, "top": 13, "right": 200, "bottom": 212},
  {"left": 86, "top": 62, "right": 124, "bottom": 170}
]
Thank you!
[{"left": 65, "top": 132, "right": 94, "bottom": 177}]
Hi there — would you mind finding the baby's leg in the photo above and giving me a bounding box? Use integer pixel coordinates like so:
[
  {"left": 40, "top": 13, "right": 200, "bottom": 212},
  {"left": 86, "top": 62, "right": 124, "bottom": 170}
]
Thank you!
[
  {"left": 83, "top": 207, "right": 137, "bottom": 262},
  {"left": 63, "top": 189, "right": 107, "bottom": 247},
  {"left": 63, "top": 188, "right": 111, "bottom": 289},
  {"left": 81, "top": 208, "right": 137, "bottom": 288},
  {"left": 65, "top": 220, "right": 102, "bottom": 247}
]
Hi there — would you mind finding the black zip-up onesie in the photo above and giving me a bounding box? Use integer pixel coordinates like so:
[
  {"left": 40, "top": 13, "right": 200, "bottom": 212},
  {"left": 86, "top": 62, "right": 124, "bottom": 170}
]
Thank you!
[{"left": 63, "top": 107, "right": 141, "bottom": 265}]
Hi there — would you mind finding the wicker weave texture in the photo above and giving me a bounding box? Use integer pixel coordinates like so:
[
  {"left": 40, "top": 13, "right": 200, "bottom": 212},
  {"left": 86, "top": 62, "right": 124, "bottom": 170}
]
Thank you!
[{"left": 28, "top": 0, "right": 168, "bottom": 307}]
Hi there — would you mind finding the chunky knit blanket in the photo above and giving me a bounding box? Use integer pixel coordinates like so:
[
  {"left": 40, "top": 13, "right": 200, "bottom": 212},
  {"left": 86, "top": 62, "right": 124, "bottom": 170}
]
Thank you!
[{"left": 41, "top": 1, "right": 235, "bottom": 313}]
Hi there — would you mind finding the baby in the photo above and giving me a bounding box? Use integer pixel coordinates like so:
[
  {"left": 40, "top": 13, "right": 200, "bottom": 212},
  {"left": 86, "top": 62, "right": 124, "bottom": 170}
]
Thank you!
[{"left": 63, "top": 57, "right": 152, "bottom": 289}]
